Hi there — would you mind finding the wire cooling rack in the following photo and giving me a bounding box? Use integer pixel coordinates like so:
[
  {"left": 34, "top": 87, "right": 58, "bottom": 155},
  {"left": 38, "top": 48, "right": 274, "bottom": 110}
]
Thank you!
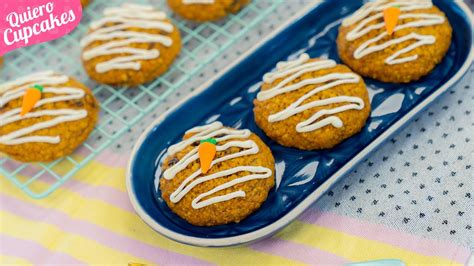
[{"left": 0, "top": 0, "right": 284, "bottom": 199}]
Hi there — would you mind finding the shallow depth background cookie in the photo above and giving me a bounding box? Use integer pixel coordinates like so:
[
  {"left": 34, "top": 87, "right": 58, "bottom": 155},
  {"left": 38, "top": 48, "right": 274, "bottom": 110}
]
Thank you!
[
  {"left": 337, "top": 0, "right": 452, "bottom": 83},
  {"left": 80, "top": 0, "right": 90, "bottom": 7},
  {"left": 81, "top": 4, "right": 181, "bottom": 86},
  {"left": 159, "top": 122, "right": 275, "bottom": 226},
  {"left": 254, "top": 54, "right": 371, "bottom": 150},
  {"left": 0, "top": 71, "right": 99, "bottom": 162},
  {"left": 167, "top": 0, "right": 250, "bottom": 22}
]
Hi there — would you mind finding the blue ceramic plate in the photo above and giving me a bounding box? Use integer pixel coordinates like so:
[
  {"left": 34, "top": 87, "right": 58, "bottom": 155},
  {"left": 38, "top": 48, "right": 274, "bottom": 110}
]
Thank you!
[{"left": 127, "top": 0, "right": 473, "bottom": 247}]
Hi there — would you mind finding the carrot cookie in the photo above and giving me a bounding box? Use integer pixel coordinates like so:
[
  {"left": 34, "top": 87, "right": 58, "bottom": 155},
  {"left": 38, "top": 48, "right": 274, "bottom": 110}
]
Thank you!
[
  {"left": 337, "top": 0, "right": 452, "bottom": 83},
  {"left": 0, "top": 71, "right": 99, "bottom": 162},
  {"left": 80, "top": 0, "right": 91, "bottom": 7},
  {"left": 80, "top": 4, "right": 181, "bottom": 86},
  {"left": 253, "top": 54, "right": 371, "bottom": 150},
  {"left": 167, "top": 0, "right": 251, "bottom": 22},
  {"left": 159, "top": 122, "right": 275, "bottom": 226}
]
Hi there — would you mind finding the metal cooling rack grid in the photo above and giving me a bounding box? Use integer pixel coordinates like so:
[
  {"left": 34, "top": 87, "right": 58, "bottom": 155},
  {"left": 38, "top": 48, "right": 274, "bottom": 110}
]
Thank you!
[{"left": 0, "top": 0, "right": 284, "bottom": 198}]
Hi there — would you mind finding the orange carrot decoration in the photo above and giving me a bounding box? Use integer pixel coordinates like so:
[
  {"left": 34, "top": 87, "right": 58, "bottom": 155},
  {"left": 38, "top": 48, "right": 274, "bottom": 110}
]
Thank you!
[
  {"left": 198, "top": 138, "right": 217, "bottom": 174},
  {"left": 21, "top": 84, "right": 43, "bottom": 116},
  {"left": 383, "top": 6, "right": 401, "bottom": 36}
]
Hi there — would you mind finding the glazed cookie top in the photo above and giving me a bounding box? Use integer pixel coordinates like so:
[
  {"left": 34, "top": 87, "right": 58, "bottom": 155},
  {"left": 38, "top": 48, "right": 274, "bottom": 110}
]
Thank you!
[
  {"left": 341, "top": 0, "right": 446, "bottom": 66},
  {"left": 0, "top": 71, "right": 91, "bottom": 146},
  {"left": 167, "top": 0, "right": 250, "bottom": 22},
  {"left": 182, "top": 0, "right": 215, "bottom": 3},
  {"left": 256, "top": 53, "right": 365, "bottom": 133},
  {"left": 161, "top": 122, "right": 273, "bottom": 210},
  {"left": 80, "top": 4, "right": 176, "bottom": 74}
]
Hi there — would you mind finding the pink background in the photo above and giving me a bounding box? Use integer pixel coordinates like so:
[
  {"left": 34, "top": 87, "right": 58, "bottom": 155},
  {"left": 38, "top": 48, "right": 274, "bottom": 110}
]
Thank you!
[{"left": 0, "top": 0, "right": 82, "bottom": 55}]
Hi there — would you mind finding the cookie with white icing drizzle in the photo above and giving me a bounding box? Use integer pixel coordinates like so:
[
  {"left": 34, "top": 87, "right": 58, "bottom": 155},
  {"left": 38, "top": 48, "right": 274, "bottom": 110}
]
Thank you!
[
  {"left": 167, "top": 0, "right": 251, "bottom": 22},
  {"left": 337, "top": 0, "right": 452, "bottom": 83},
  {"left": 0, "top": 71, "right": 99, "bottom": 162},
  {"left": 159, "top": 122, "right": 275, "bottom": 226},
  {"left": 253, "top": 54, "right": 371, "bottom": 150},
  {"left": 81, "top": 4, "right": 181, "bottom": 86}
]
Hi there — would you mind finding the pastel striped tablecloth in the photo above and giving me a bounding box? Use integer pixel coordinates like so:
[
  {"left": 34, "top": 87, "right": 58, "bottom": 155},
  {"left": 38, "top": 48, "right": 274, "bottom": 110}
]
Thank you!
[
  {"left": 1, "top": 0, "right": 473, "bottom": 264},
  {"left": 0, "top": 149, "right": 471, "bottom": 265}
]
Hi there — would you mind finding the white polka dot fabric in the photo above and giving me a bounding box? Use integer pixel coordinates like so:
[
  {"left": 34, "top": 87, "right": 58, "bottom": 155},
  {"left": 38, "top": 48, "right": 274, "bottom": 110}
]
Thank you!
[{"left": 316, "top": 72, "right": 473, "bottom": 248}]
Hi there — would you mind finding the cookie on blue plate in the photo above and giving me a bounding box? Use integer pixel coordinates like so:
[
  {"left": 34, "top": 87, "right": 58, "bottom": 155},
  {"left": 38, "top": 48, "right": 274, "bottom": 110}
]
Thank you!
[
  {"left": 253, "top": 53, "right": 371, "bottom": 150},
  {"left": 159, "top": 121, "right": 275, "bottom": 226}
]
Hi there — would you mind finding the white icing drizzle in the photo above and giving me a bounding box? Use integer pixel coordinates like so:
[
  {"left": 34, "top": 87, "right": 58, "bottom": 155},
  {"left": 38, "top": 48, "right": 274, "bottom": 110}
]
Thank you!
[
  {"left": 182, "top": 0, "right": 214, "bottom": 4},
  {"left": 80, "top": 4, "right": 174, "bottom": 73},
  {"left": 0, "top": 71, "right": 87, "bottom": 145},
  {"left": 163, "top": 122, "right": 273, "bottom": 209},
  {"left": 342, "top": 0, "right": 445, "bottom": 65},
  {"left": 256, "top": 54, "right": 364, "bottom": 133}
]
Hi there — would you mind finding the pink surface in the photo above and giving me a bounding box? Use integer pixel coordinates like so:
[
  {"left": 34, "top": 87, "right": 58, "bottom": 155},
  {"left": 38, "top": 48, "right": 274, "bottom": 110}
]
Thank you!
[
  {"left": 0, "top": 0, "right": 82, "bottom": 55},
  {"left": 0, "top": 193, "right": 211, "bottom": 265},
  {"left": 1, "top": 234, "right": 83, "bottom": 264},
  {"left": 251, "top": 238, "right": 350, "bottom": 265}
]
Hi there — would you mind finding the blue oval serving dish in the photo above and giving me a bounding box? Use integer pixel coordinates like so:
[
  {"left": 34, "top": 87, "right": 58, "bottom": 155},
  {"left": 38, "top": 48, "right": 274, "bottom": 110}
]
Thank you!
[{"left": 127, "top": 0, "right": 473, "bottom": 247}]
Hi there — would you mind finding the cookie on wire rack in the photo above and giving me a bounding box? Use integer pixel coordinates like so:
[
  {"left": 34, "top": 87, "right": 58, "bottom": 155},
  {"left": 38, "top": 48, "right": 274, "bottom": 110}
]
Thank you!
[
  {"left": 81, "top": 0, "right": 91, "bottom": 7},
  {"left": 253, "top": 53, "right": 371, "bottom": 150},
  {"left": 0, "top": 71, "right": 99, "bottom": 162},
  {"left": 337, "top": 0, "right": 452, "bottom": 83},
  {"left": 159, "top": 121, "right": 275, "bottom": 226},
  {"left": 80, "top": 4, "right": 182, "bottom": 86},
  {"left": 167, "top": 0, "right": 251, "bottom": 22}
]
